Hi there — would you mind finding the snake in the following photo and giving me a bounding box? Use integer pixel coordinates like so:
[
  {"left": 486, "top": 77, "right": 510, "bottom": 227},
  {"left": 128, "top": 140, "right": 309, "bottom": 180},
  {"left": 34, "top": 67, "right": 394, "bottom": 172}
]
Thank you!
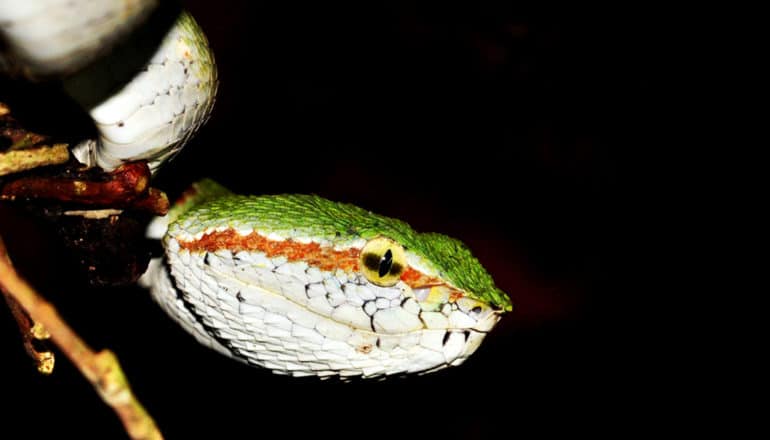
[
  {"left": 0, "top": 0, "right": 216, "bottom": 173},
  {"left": 1, "top": 0, "right": 512, "bottom": 379}
]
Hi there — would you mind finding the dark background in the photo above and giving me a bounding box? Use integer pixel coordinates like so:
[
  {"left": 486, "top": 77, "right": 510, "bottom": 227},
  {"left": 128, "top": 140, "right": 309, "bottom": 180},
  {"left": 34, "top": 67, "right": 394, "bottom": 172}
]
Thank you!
[{"left": 1, "top": 1, "right": 651, "bottom": 437}]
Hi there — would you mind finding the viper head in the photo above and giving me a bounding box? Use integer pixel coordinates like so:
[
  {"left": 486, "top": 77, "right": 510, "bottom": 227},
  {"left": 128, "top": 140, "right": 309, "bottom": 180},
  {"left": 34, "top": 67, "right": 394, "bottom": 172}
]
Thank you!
[{"left": 159, "top": 184, "right": 511, "bottom": 378}]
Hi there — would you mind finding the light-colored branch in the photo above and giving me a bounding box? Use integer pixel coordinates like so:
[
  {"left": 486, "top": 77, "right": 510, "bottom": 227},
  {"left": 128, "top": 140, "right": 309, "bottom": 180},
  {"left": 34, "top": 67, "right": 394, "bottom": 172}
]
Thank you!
[
  {"left": 0, "top": 143, "right": 70, "bottom": 176},
  {"left": 1, "top": 289, "right": 55, "bottom": 374},
  {"left": 0, "top": 236, "right": 163, "bottom": 440}
]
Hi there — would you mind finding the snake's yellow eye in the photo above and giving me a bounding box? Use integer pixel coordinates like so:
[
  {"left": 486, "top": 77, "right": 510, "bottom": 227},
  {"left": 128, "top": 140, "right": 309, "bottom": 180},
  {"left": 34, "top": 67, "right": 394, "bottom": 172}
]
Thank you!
[{"left": 360, "top": 237, "right": 407, "bottom": 287}]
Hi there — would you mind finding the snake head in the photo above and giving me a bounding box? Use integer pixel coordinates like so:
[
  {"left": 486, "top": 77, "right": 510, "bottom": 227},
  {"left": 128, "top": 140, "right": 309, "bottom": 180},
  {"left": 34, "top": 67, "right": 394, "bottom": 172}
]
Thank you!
[
  {"left": 145, "top": 181, "right": 511, "bottom": 378},
  {"left": 345, "top": 231, "right": 511, "bottom": 374}
]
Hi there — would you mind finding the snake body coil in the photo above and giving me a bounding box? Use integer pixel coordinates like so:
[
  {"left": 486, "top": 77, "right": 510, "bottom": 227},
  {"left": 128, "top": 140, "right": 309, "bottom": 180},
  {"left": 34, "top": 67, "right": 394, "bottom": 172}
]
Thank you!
[{"left": 0, "top": 0, "right": 217, "bottom": 173}]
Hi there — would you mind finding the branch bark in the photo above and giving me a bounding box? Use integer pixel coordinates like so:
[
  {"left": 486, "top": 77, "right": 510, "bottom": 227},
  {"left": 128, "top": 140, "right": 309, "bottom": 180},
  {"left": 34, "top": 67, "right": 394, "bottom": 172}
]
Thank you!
[{"left": 0, "top": 236, "right": 164, "bottom": 440}]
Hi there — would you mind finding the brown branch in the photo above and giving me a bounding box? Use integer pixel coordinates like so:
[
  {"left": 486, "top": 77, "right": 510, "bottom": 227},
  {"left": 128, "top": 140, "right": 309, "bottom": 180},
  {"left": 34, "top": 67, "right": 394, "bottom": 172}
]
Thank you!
[
  {"left": 0, "top": 161, "right": 169, "bottom": 215},
  {"left": 130, "top": 188, "right": 170, "bottom": 214},
  {"left": 1, "top": 161, "right": 149, "bottom": 203},
  {"left": 0, "top": 236, "right": 163, "bottom": 440}
]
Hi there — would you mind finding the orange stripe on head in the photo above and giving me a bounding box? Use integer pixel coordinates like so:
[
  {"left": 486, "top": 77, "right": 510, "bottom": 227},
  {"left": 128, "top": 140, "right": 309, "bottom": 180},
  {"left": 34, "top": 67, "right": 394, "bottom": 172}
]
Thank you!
[{"left": 178, "top": 229, "right": 457, "bottom": 294}]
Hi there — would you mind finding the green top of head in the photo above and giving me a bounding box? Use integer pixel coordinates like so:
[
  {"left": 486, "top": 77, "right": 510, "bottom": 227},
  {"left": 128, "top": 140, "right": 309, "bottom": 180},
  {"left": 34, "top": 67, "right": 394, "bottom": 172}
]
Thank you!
[{"left": 172, "top": 179, "right": 512, "bottom": 311}]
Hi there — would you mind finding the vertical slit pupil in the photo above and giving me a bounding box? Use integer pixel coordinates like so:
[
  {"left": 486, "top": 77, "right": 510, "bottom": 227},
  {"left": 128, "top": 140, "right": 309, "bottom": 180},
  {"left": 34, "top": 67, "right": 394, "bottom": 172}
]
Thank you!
[{"left": 379, "top": 249, "right": 393, "bottom": 277}]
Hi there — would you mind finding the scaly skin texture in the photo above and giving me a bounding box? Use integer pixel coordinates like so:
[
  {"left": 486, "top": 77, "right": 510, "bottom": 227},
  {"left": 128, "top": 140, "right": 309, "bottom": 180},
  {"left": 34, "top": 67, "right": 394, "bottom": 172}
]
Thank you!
[
  {"left": 143, "top": 180, "right": 512, "bottom": 378},
  {"left": 174, "top": 180, "right": 511, "bottom": 311},
  {"left": 1, "top": 1, "right": 512, "bottom": 378},
  {"left": 0, "top": 1, "right": 218, "bottom": 174}
]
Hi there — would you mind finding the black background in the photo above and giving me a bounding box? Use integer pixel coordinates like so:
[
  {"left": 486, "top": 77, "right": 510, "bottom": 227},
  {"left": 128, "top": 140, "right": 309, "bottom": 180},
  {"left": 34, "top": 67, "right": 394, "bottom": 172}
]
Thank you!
[{"left": 1, "top": 1, "right": 651, "bottom": 438}]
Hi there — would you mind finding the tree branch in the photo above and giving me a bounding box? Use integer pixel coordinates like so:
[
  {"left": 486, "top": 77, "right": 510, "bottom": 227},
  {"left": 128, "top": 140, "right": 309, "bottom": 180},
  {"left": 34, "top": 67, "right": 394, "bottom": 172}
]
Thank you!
[
  {"left": 0, "top": 236, "right": 164, "bottom": 440},
  {"left": 1, "top": 288, "right": 55, "bottom": 374}
]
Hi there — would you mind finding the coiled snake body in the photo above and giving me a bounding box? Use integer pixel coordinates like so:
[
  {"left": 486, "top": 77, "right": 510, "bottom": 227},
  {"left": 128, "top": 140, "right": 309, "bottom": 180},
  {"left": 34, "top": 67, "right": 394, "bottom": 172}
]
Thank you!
[{"left": 1, "top": 0, "right": 511, "bottom": 379}]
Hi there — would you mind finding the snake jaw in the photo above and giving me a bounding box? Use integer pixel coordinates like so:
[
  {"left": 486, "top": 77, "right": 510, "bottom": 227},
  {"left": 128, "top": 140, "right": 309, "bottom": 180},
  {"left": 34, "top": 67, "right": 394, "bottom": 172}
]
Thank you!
[{"left": 146, "top": 233, "right": 502, "bottom": 378}]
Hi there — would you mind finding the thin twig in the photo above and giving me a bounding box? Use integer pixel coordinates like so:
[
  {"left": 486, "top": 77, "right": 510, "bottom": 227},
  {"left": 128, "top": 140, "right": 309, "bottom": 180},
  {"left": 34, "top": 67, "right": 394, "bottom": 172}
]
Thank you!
[
  {"left": 0, "top": 236, "right": 163, "bottom": 440},
  {"left": 2, "top": 290, "right": 55, "bottom": 374}
]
